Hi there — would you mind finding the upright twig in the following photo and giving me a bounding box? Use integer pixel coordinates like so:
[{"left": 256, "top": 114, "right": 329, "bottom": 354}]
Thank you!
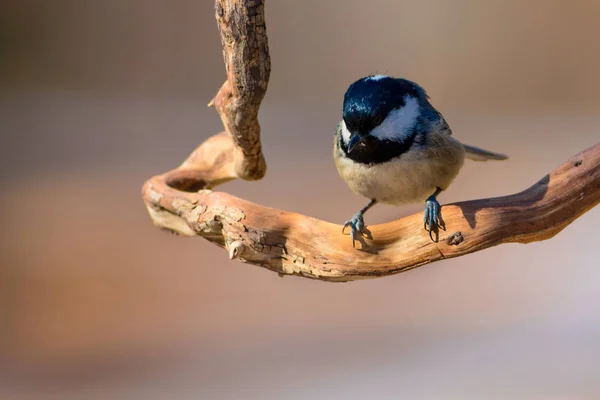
[{"left": 209, "top": 0, "right": 270, "bottom": 181}]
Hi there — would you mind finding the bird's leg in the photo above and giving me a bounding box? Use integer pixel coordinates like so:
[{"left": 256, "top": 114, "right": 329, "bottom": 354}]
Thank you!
[
  {"left": 424, "top": 187, "right": 445, "bottom": 241},
  {"left": 342, "top": 199, "right": 377, "bottom": 247}
]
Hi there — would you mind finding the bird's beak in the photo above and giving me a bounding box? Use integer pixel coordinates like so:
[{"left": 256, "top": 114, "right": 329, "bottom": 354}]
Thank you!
[{"left": 348, "top": 133, "right": 365, "bottom": 153}]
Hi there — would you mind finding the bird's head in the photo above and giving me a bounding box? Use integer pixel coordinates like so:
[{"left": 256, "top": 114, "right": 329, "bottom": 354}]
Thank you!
[{"left": 340, "top": 75, "right": 432, "bottom": 163}]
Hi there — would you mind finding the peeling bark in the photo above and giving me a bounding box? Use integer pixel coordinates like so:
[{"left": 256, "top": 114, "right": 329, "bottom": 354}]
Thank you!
[{"left": 209, "top": 0, "right": 270, "bottom": 181}]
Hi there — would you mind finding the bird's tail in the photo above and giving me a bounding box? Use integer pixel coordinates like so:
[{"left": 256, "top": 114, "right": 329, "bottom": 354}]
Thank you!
[{"left": 463, "top": 144, "right": 508, "bottom": 161}]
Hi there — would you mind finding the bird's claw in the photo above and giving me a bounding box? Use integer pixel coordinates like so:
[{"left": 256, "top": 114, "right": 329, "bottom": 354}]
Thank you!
[
  {"left": 342, "top": 213, "right": 366, "bottom": 248},
  {"left": 424, "top": 197, "right": 445, "bottom": 241}
]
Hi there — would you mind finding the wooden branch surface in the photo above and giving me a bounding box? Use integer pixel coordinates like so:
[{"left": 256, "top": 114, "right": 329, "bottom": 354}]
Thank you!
[
  {"left": 143, "top": 137, "right": 600, "bottom": 282},
  {"left": 209, "top": 0, "right": 270, "bottom": 181},
  {"left": 141, "top": 0, "right": 600, "bottom": 282}
]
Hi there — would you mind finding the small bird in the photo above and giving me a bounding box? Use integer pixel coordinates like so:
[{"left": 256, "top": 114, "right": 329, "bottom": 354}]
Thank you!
[{"left": 333, "top": 75, "right": 508, "bottom": 247}]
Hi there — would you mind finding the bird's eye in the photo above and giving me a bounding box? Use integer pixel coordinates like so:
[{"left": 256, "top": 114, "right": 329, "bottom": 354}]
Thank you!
[{"left": 371, "top": 115, "right": 383, "bottom": 127}]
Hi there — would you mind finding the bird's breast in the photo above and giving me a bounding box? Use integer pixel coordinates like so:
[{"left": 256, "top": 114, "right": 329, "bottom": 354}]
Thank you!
[{"left": 334, "top": 132, "right": 465, "bottom": 205}]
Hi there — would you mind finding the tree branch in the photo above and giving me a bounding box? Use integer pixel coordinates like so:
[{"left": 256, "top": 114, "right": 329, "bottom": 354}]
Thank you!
[
  {"left": 208, "top": 0, "right": 270, "bottom": 181},
  {"left": 141, "top": 0, "right": 600, "bottom": 282}
]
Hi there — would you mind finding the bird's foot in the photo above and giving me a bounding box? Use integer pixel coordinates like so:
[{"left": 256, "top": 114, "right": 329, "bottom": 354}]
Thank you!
[
  {"left": 342, "top": 212, "right": 368, "bottom": 248},
  {"left": 424, "top": 195, "right": 445, "bottom": 242}
]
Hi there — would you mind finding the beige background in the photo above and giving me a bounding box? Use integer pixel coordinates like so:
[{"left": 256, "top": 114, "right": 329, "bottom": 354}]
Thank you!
[{"left": 1, "top": 1, "right": 599, "bottom": 398}]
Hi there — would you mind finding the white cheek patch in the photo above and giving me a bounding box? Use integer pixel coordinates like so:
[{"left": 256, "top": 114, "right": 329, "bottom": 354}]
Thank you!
[
  {"left": 370, "top": 95, "right": 420, "bottom": 141},
  {"left": 341, "top": 120, "right": 351, "bottom": 145}
]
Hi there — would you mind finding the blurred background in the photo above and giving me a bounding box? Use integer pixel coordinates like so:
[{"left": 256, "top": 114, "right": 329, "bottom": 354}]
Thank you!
[{"left": 1, "top": 0, "right": 599, "bottom": 398}]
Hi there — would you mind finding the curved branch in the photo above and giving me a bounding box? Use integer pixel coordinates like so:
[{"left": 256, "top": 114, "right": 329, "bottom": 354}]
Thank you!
[
  {"left": 143, "top": 137, "right": 600, "bottom": 282},
  {"left": 141, "top": 0, "right": 600, "bottom": 282}
]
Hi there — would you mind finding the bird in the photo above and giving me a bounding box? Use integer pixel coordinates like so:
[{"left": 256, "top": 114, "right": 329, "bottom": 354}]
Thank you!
[{"left": 333, "top": 74, "right": 508, "bottom": 247}]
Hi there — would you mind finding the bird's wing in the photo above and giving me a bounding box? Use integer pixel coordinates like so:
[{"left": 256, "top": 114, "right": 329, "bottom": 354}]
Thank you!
[
  {"left": 432, "top": 112, "right": 507, "bottom": 161},
  {"left": 428, "top": 107, "right": 453, "bottom": 136}
]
